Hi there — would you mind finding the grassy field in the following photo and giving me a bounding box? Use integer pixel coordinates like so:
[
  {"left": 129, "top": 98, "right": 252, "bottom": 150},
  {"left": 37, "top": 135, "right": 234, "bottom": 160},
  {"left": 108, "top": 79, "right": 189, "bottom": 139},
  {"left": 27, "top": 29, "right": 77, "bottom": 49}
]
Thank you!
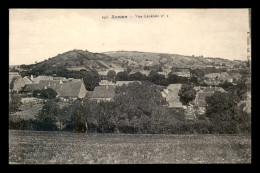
[{"left": 9, "top": 130, "right": 251, "bottom": 164}]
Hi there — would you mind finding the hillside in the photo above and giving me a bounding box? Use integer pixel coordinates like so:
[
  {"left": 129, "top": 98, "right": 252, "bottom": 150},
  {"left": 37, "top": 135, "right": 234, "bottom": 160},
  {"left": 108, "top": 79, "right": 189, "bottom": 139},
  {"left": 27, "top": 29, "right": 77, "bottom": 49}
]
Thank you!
[
  {"left": 21, "top": 49, "right": 245, "bottom": 76},
  {"left": 25, "top": 49, "right": 120, "bottom": 72},
  {"left": 103, "top": 51, "right": 243, "bottom": 69}
]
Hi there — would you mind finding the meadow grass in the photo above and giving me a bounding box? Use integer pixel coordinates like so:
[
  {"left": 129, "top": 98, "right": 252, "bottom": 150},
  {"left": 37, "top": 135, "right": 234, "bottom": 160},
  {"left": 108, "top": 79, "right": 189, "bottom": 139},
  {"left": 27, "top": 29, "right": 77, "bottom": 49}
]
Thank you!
[{"left": 9, "top": 130, "right": 251, "bottom": 164}]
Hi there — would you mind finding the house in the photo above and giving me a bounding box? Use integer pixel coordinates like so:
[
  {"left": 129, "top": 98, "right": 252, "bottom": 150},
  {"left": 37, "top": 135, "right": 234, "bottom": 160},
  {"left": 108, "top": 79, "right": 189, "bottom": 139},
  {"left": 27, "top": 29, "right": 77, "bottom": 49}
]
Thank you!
[
  {"left": 23, "top": 76, "right": 34, "bottom": 85},
  {"left": 31, "top": 75, "right": 53, "bottom": 83},
  {"left": 88, "top": 85, "right": 115, "bottom": 102},
  {"left": 230, "top": 73, "right": 241, "bottom": 83},
  {"left": 53, "top": 76, "right": 67, "bottom": 81},
  {"left": 158, "top": 71, "right": 167, "bottom": 77},
  {"left": 22, "top": 83, "right": 40, "bottom": 96},
  {"left": 9, "top": 74, "right": 25, "bottom": 93},
  {"left": 58, "top": 80, "right": 87, "bottom": 100},
  {"left": 98, "top": 70, "right": 110, "bottom": 76},
  {"left": 129, "top": 70, "right": 150, "bottom": 76},
  {"left": 194, "top": 86, "right": 206, "bottom": 92},
  {"left": 115, "top": 81, "right": 141, "bottom": 86},
  {"left": 202, "top": 86, "right": 226, "bottom": 93},
  {"left": 9, "top": 72, "right": 20, "bottom": 76},
  {"left": 204, "top": 73, "right": 220, "bottom": 80},
  {"left": 62, "top": 78, "right": 81, "bottom": 83},
  {"left": 172, "top": 69, "right": 191, "bottom": 78},
  {"left": 161, "top": 84, "right": 183, "bottom": 108},
  {"left": 38, "top": 80, "right": 62, "bottom": 90},
  {"left": 99, "top": 80, "right": 115, "bottom": 86},
  {"left": 219, "top": 72, "right": 232, "bottom": 82},
  {"left": 204, "top": 72, "right": 232, "bottom": 85},
  {"left": 22, "top": 80, "right": 62, "bottom": 96},
  {"left": 194, "top": 86, "right": 226, "bottom": 114}
]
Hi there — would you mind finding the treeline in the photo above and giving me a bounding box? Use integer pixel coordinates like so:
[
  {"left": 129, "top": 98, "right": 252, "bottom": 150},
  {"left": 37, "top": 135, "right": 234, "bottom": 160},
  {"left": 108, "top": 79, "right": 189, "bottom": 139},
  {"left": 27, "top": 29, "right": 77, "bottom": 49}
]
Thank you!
[
  {"left": 108, "top": 70, "right": 200, "bottom": 86},
  {"left": 9, "top": 82, "right": 250, "bottom": 134}
]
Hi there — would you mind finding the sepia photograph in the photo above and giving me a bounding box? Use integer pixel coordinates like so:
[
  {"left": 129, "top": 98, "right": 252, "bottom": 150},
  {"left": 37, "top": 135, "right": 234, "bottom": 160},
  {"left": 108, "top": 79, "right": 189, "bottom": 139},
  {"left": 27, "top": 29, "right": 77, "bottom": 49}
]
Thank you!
[{"left": 9, "top": 8, "right": 251, "bottom": 164}]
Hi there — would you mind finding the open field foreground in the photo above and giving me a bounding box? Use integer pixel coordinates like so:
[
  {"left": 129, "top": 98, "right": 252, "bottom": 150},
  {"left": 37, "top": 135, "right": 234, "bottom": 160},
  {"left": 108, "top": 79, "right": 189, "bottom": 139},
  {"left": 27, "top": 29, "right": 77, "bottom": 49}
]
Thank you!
[{"left": 9, "top": 130, "right": 251, "bottom": 164}]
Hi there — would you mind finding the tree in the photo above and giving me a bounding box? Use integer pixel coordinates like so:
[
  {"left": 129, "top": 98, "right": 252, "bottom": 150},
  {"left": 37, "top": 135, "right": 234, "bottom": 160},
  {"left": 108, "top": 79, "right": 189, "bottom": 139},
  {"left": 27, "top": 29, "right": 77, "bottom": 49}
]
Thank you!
[
  {"left": 114, "top": 81, "right": 166, "bottom": 133},
  {"left": 35, "top": 99, "right": 60, "bottom": 131},
  {"left": 144, "top": 66, "right": 151, "bottom": 71},
  {"left": 178, "top": 84, "right": 196, "bottom": 105},
  {"left": 205, "top": 92, "right": 243, "bottom": 133},
  {"left": 9, "top": 93, "right": 22, "bottom": 113},
  {"left": 40, "top": 88, "right": 58, "bottom": 99},
  {"left": 189, "top": 76, "right": 199, "bottom": 85},
  {"left": 128, "top": 72, "right": 147, "bottom": 81},
  {"left": 229, "top": 79, "right": 248, "bottom": 101},
  {"left": 148, "top": 70, "right": 167, "bottom": 85},
  {"left": 91, "top": 101, "right": 118, "bottom": 133},
  {"left": 80, "top": 70, "right": 100, "bottom": 91},
  {"left": 62, "top": 99, "right": 90, "bottom": 132},
  {"left": 158, "top": 65, "right": 163, "bottom": 72},
  {"left": 167, "top": 73, "right": 179, "bottom": 84},
  {"left": 116, "top": 71, "right": 128, "bottom": 81},
  {"left": 107, "top": 70, "right": 116, "bottom": 81},
  {"left": 33, "top": 90, "right": 42, "bottom": 98},
  {"left": 219, "top": 81, "right": 233, "bottom": 92}
]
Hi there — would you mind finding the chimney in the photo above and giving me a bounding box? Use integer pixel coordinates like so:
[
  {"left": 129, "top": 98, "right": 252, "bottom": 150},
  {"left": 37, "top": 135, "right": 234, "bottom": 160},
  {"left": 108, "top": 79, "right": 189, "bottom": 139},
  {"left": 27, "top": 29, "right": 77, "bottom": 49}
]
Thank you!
[{"left": 31, "top": 75, "right": 33, "bottom": 80}]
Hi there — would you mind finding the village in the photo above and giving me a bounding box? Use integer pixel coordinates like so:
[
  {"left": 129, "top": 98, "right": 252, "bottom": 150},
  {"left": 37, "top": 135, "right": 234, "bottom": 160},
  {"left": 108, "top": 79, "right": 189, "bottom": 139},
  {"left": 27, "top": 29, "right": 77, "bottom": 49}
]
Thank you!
[{"left": 9, "top": 60, "right": 251, "bottom": 132}]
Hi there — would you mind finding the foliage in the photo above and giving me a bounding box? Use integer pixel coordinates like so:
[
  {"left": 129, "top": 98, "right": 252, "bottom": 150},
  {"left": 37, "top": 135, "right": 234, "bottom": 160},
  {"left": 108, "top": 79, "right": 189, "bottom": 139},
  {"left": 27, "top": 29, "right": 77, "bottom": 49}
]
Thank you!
[
  {"left": 178, "top": 84, "right": 197, "bottom": 105},
  {"left": 116, "top": 71, "right": 128, "bottom": 81},
  {"left": 61, "top": 99, "right": 90, "bottom": 132},
  {"left": 35, "top": 99, "right": 60, "bottom": 131},
  {"left": 189, "top": 76, "right": 199, "bottom": 85},
  {"left": 148, "top": 70, "right": 167, "bottom": 86},
  {"left": 9, "top": 93, "right": 22, "bottom": 113},
  {"left": 167, "top": 72, "right": 189, "bottom": 84},
  {"left": 39, "top": 88, "right": 58, "bottom": 99},
  {"left": 32, "top": 90, "right": 41, "bottom": 97},
  {"left": 225, "top": 79, "right": 248, "bottom": 101},
  {"left": 128, "top": 72, "right": 148, "bottom": 81},
  {"left": 205, "top": 92, "right": 250, "bottom": 133},
  {"left": 219, "top": 81, "right": 234, "bottom": 91},
  {"left": 113, "top": 81, "right": 167, "bottom": 133},
  {"left": 107, "top": 70, "right": 116, "bottom": 81},
  {"left": 79, "top": 70, "right": 100, "bottom": 91}
]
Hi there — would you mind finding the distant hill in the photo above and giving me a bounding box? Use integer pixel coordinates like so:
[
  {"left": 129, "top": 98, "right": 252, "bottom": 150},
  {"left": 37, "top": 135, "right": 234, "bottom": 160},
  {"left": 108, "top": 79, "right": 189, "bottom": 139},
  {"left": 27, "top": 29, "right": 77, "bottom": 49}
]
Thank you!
[
  {"left": 103, "top": 51, "right": 244, "bottom": 69},
  {"left": 21, "top": 49, "right": 245, "bottom": 76}
]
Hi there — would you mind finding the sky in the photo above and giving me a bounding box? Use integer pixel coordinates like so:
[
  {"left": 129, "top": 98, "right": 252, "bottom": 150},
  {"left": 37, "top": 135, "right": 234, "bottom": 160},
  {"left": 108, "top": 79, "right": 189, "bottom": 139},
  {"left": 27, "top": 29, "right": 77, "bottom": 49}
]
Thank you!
[{"left": 9, "top": 9, "right": 250, "bottom": 65}]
